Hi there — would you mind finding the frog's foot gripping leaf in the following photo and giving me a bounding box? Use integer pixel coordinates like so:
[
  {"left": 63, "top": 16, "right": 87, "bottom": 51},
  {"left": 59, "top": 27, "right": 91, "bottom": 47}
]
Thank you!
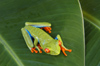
[
  {"left": 25, "top": 22, "right": 52, "bottom": 33},
  {"left": 31, "top": 44, "right": 43, "bottom": 54},
  {"left": 31, "top": 47, "right": 38, "bottom": 53},
  {"left": 30, "top": 43, "right": 43, "bottom": 54},
  {"left": 55, "top": 34, "right": 72, "bottom": 56},
  {"left": 41, "top": 27, "right": 51, "bottom": 33},
  {"left": 59, "top": 41, "right": 72, "bottom": 56}
]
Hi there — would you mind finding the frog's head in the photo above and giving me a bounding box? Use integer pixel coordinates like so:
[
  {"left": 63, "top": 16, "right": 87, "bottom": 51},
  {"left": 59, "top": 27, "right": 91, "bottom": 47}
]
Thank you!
[{"left": 43, "top": 40, "right": 61, "bottom": 55}]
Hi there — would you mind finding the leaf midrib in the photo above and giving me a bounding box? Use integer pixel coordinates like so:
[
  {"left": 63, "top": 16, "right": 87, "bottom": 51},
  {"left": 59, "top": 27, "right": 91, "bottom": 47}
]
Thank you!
[
  {"left": 0, "top": 35, "right": 24, "bottom": 66},
  {"left": 82, "top": 10, "right": 100, "bottom": 66},
  {"left": 83, "top": 10, "right": 100, "bottom": 30}
]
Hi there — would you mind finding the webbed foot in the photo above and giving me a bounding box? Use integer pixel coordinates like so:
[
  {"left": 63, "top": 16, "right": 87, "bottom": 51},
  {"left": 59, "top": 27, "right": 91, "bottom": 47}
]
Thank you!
[
  {"left": 56, "top": 35, "right": 72, "bottom": 56},
  {"left": 41, "top": 27, "right": 51, "bottom": 33},
  {"left": 31, "top": 47, "right": 38, "bottom": 53},
  {"left": 59, "top": 40, "right": 72, "bottom": 56},
  {"left": 25, "top": 22, "right": 52, "bottom": 33}
]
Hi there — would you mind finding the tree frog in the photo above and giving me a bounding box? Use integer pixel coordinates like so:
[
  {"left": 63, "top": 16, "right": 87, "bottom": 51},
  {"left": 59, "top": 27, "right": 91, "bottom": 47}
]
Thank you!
[{"left": 21, "top": 22, "right": 72, "bottom": 56}]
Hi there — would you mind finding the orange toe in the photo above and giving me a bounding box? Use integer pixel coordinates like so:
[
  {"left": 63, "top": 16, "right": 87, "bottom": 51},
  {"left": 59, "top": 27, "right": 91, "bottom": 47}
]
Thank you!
[
  {"left": 39, "top": 50, "right": 42, "bottom": 53},
  {"left": 43, "top": 27, "right": 52, "bottom": 33},
  {"left": 59, "top": 44, "right": 72, "bottom": 56},
  {"left": 31, "top": 50, "right": 34, "bottom": 53},
  {"left": 62, "top": 49, "right": 67, "bottom": 56},
  {"left": 48, "top": 27, "right": 51, "bottom": 30},
  {"left": 31, "top": 47, "right": 38, "bottom": 53},
  {"left": 68, "top": 49, "right": 72, "bottom": 52}
]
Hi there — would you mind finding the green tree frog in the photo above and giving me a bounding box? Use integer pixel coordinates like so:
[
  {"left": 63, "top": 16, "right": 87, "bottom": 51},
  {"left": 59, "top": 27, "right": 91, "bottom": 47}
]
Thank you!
[{"left": 21, "top": 22, "right": 72, "bottom": 56}]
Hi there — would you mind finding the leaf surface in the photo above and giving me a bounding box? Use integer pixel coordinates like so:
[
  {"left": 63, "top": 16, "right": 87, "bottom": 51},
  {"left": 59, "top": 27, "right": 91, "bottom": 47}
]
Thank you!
[{"left": 0, "top": 0, "right": 84, "bottom": 66}]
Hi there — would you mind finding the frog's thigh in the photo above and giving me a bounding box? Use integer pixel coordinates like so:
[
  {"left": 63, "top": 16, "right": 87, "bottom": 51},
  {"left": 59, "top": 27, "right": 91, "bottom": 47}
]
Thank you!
[
  {"left": 55, "top": 34, "right": 63, "bottom": 44},
  {"left": 55, "top": 34, "right": 66, "bottom": 48},
  {"left": 25, "top": 22, "right": 51, "bottom": 27},
  {"left": 21, "top": 28, "right": 33, "bottom": 50}
]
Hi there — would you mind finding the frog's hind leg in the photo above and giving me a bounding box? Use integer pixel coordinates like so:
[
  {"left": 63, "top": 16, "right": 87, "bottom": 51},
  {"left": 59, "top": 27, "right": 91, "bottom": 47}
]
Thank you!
[
  {"left": 21, "top": 28, "right": 38, "bottom": 53},
  {"left": 25, "top": 28, "right": 43, "bottom": 53},
  {"left": 55, "top": 34, "right": 72, "bottom": 56},
  {"left": 21, "top": 28, "right": 34, "bottom": 50},
  {"left": 25, "top": 22, "right": 52, "bottom": 33}
]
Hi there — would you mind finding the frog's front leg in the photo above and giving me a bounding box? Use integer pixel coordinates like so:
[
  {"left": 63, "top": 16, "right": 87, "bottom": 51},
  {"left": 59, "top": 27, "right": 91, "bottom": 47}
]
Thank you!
[
  {"left": 55, "top": 34, "right": 72, "bottom": 56},
  {"left": 25, "top": 22, "right": 52, "bottom": 33},
  {"left": 31, "top": 37, "right": 38, "bottom": 53}
]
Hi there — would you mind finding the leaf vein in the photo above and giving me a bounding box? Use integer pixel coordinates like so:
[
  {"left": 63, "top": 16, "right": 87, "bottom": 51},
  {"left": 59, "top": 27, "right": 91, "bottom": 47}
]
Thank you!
[{"left": 0, "top": 35, "right": 24, "bottom": 66}]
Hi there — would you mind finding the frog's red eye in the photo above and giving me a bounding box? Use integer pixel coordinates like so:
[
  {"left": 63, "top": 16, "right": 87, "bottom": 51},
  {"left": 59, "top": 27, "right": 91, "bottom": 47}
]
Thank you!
[
  {"left": 59, "top": 40, "right": 62, "bottom": 46},
  {"left": 45, "top": 48, "right": 50, "bottom": 53}
]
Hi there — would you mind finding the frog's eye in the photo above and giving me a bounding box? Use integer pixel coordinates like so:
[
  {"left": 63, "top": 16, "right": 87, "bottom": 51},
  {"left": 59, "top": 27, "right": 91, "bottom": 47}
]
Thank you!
[
  {"left": 45, "top": 48, "right": 50, "bottom": 53},
  {"left": 58, "top": 40, "right": 62, "bottom": 46}
]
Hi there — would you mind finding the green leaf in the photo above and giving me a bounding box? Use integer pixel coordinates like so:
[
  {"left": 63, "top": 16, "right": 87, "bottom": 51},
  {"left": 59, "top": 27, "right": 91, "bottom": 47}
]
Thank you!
[
  {"left": 0, "top": 0, "right": 84, "bottom": 66},
  {"left": 80, "top": 0, "right": 100, "bottom": 66}
]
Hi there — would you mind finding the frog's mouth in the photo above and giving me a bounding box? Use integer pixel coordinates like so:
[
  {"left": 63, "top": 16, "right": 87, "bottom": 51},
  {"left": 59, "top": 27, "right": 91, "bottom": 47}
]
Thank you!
[
  {"left": 49, "top": 51, "right": 60, "bottom": 55},
  {"left": 46, "top": 48, "right": 60, "bottom": 55}
]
